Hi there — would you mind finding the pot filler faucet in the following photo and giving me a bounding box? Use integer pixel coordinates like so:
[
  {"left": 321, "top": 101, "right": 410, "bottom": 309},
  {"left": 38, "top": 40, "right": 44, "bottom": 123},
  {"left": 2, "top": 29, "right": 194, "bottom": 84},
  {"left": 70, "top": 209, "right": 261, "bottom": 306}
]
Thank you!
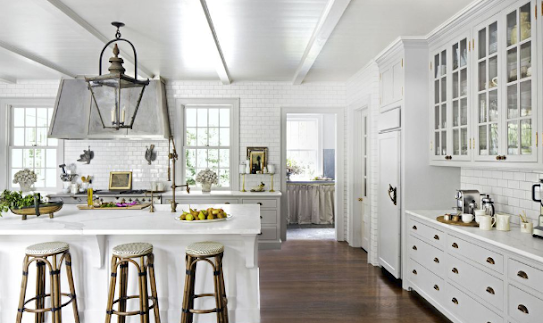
[
  {"left": 531, "top": 179, "right": 543, "bottom": 238},
  {"left": 168, "top": 136, "right": 190, "bottom": 212}
]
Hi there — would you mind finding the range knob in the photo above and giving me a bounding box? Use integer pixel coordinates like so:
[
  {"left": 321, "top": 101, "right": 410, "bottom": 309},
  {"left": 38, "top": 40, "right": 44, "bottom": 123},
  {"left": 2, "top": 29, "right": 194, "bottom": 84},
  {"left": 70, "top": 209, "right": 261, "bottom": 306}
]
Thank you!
[{"left": 128, "top": 198, "right": 133, "bottom": 202}]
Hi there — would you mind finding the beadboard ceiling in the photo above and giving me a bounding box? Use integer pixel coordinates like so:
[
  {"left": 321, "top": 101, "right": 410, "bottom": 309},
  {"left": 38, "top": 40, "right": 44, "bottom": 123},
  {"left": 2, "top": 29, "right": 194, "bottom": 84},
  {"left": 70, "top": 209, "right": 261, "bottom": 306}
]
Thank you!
[{"left": 0, "top": 0, "right": 473, "bottom": 84}]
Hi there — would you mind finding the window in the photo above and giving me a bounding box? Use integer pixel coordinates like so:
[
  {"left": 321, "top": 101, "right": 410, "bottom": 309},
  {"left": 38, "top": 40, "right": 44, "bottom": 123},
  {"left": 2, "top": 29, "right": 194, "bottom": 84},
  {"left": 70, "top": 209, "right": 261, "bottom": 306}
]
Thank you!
[
  {"left": 180, "top": 99, "right": 239, "bottom": 190},
  {"left": 286, "top": 115, "right": 322, "bottom": 180},
  {"left": 10, "top": 105, "right": 59, "bottom": 190}
]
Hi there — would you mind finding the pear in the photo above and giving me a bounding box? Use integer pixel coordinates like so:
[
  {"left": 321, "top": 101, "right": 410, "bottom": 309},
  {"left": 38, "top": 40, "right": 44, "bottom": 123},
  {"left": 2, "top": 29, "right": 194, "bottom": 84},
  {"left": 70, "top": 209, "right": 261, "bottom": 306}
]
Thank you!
[
  {"left": 212, "top": 209, "right": 219, "bottom": 215},
  {"left": 207, "top": 214, "right": 215, "bottom": 220},
  {"left": 185, "top": 214, "right": 194, "bottom": 221},
  {"left": 198, "top": 211, "right": 206, "bottom": 220},
  {"left": 180, "top": 213, "right": 186, "bottom": 220}
]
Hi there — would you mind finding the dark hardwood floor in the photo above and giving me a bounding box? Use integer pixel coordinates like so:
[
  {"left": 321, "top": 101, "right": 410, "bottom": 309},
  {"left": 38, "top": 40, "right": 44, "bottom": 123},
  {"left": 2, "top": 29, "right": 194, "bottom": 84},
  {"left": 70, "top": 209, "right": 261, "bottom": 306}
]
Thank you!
[{"left": 259, "top": 240, "right": 450, "bottom": 323}]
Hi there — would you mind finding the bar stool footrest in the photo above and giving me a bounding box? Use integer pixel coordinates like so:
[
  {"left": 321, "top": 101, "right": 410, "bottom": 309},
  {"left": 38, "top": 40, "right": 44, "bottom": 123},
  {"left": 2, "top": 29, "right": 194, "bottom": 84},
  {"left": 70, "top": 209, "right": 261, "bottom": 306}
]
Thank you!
[
  {"left": 22, "top": 292, "right": 76, "bottom": 314},
  {"left": 110, "top": 295, "right": 158, "bottom": 316}
]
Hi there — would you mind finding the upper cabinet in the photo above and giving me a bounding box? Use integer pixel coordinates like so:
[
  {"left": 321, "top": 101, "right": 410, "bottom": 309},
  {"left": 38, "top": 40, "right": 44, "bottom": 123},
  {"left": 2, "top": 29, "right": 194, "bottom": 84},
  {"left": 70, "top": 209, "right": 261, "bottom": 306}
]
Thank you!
[
  {"left": 380, "top": 58, "right": 403, "bottom": 110},
  {"left": 429, "top": 0, "right": 540, "bottom": 168}
]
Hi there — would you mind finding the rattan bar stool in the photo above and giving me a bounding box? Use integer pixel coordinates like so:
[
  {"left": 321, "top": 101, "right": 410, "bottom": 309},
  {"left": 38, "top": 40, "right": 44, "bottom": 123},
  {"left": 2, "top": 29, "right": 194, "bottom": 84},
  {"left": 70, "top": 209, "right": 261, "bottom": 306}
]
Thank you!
[
  {"left": 105, "top": 242, "right": 160, "bottom": 323},
  {"left": 181, "top": 241, "right": 229, "bottom": 323},
  {"left": 16, "top": 241, "right": 80, "bottom": 323}
]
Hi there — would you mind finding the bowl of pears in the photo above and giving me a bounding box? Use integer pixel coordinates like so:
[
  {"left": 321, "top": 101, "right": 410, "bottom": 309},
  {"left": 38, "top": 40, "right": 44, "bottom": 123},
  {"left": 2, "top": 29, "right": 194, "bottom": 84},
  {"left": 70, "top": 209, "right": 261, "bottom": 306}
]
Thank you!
[{"left": 176, "top": 207, "right": 231, "bottom": 222}]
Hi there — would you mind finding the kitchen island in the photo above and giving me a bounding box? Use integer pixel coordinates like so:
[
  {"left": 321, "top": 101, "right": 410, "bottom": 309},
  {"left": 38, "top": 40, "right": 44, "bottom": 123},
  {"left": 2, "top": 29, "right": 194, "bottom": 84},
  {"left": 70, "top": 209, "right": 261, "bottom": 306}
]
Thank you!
[{"left": 0, "top": 204, "right": 261, "bottom": 323}]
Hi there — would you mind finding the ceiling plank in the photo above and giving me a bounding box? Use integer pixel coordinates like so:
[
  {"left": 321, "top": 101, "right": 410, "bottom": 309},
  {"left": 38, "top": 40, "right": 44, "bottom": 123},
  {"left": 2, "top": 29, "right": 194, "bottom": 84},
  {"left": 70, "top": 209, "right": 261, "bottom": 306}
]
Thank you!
[
  {"left": 0, "top": 40, "right": 74, "bottom": 78},
  {"left": 31, "top": 0, "right": 154, "bottom": 79},
  {"left": 292, "top": 0, "right": 351, "bottom": 85},
  {"left": 199, "top": 0, "right": 231, "bottom": 85},
  {"left": 0, "top": 75, "right": 17, "bottom": 84}
]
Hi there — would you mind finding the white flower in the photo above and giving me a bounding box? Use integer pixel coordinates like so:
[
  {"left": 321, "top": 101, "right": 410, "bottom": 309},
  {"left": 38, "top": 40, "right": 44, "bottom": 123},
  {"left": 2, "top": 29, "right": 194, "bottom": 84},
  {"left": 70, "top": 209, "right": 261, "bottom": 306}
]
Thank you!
[
  {"left": 13, "top": 169, "right": 37, "bottom": 186},
  {"left": 195, "top": 169, "right": 218, "bottom": 185}
]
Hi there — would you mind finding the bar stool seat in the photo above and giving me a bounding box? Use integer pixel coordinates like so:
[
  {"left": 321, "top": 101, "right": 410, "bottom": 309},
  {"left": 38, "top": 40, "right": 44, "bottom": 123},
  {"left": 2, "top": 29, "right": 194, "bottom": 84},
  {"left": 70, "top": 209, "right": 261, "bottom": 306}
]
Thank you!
[
  {"left": 112, "top": 242, "right": 153, "bottom": 257},
  {"left": 25, "top": 241, "right": 69, "bottom": 255},
  {"left": 186, "top": 241, "right": 225, "bottom": 257}
]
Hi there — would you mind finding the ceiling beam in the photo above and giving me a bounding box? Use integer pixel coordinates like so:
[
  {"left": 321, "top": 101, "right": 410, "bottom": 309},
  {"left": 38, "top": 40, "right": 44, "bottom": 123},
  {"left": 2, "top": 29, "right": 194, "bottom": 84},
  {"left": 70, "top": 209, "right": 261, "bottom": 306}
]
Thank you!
[
  {"left": 31, "top": 0, "right": 154, "bottom": 79},
  {"left": 0, "top": 40, "right": 74, "bottom": 78},
  {"left": 199, "top": 0, "right": 231, "bottom": 85},
  {"left": 0, "top": 75, "right": 17, "bottom": 84},
  {"left": 292, "top": 0, "right": 351, "bottom": 85}
]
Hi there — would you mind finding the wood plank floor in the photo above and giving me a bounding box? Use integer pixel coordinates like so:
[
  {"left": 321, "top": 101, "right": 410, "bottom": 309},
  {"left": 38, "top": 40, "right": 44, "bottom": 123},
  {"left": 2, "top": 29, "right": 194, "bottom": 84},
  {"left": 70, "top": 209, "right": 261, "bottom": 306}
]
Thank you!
[{"left": 259, "top": 240, "right": 450, "bottom": 323}]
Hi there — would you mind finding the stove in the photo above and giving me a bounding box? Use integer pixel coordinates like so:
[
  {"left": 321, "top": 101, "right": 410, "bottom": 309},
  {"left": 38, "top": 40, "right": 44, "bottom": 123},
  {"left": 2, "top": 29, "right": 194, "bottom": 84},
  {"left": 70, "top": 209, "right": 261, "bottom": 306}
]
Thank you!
[{"left": 48, "top": 190, "right": 162, "bottom": 205}]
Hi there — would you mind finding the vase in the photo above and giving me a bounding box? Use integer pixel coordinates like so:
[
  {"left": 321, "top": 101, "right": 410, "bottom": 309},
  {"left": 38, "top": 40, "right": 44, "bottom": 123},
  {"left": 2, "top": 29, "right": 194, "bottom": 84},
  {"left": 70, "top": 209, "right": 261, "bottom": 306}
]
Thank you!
[
  {"left": 19, "top": 183, "right": 33, "bottom": 193},
  {"left": 201, "top": 182, "right": 212, "bottom": 193}
]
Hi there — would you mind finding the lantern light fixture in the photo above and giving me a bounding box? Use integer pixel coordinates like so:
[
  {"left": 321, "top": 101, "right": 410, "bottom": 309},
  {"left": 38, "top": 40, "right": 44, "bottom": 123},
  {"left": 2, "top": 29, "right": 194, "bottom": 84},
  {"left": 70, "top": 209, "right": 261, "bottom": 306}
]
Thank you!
[{"left": 85, "top": 22, "right": 149, "bottom": 130}]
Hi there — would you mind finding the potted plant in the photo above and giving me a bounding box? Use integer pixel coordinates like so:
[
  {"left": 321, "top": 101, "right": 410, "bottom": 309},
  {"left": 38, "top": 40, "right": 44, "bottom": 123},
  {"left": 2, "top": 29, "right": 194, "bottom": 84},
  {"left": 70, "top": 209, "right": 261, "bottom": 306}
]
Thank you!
[
  {"left": 196, "top": 169, "right": 218, "bottom": 192},
  {"left": 12, "top": 169, "right": 37, "bottom": 192}
]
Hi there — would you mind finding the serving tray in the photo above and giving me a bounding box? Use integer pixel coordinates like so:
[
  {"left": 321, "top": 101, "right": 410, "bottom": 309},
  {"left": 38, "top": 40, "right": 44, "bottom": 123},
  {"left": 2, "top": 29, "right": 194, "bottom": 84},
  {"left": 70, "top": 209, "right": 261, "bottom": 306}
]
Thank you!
[
  {"left": 436, "top": 215, "right": 478, "bottom": 227},
  {"left": 174, "top": 214, "right": 232, "bottom": 223}
]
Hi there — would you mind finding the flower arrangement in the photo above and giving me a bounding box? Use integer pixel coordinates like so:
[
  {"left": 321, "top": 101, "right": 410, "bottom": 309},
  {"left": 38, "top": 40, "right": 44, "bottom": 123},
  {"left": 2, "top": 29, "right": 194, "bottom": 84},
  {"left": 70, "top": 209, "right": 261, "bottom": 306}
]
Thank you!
[
  {"left": 196, "top": 169, "right": 218, "bottom": 192},
  {"left": 13, "top": 169, "right": 37, "bottom": 192}
]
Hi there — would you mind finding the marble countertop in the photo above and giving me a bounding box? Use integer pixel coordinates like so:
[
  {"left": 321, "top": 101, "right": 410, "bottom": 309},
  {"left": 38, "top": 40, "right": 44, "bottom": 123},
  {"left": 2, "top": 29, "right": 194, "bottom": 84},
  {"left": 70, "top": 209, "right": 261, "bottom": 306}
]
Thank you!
[
  {"left": 407, "top": 210, "right": 543, "bottom": 263},
  {"left": 0, "top": 204, "right": 261, "bottom": 236},
  {"left": 48, "top": 190, "right": 282, "bottom": 198},
  {"left": 287, "top": 181, "right": 335, "bottom": 184}
]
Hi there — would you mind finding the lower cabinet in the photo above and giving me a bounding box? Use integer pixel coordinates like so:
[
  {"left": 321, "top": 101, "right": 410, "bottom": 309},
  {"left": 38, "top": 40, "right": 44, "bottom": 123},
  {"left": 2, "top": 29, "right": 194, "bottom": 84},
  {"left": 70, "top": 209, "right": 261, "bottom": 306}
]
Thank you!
[{"left": 406, "top": 214, "right": 543, "bottom": 323}]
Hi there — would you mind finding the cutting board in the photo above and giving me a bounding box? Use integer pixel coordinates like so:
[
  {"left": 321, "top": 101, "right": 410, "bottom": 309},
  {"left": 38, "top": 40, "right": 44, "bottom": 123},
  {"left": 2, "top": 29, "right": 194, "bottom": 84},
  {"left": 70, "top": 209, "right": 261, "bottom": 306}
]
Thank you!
[{"left": 77, "top": 203, "right": 151, "bottom": 210}]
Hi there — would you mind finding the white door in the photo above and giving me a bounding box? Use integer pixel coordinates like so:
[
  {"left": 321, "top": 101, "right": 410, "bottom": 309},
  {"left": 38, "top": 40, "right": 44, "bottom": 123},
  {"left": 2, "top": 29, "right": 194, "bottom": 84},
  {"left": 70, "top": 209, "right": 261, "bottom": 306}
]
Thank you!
[
  {"left": 353, "top": 108, "right": 370, "bottom": 251},
  {"left": 378, "top": 130, "right": 401, "bottom": 278}
]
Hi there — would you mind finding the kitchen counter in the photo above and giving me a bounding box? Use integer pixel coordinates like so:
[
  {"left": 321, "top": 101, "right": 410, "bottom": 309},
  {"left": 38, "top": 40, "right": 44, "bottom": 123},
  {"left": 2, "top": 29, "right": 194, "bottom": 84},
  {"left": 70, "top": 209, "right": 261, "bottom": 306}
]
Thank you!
[
  {"left": 287, "top": 181, "right": 335, "bottom": 184},
  {"left": 0, "top": 204, "right": 261, "bottom": 323},
  {"left": 407, "top": 210, "right": 543, "bottom": 263}
]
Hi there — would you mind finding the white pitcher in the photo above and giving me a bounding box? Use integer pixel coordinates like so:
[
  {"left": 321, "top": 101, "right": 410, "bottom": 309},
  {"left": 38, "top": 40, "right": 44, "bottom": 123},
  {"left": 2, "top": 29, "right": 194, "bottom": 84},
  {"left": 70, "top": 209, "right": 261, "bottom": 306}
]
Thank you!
[{"left": 496, "top": 213, "right": 510, "bottom": 231}]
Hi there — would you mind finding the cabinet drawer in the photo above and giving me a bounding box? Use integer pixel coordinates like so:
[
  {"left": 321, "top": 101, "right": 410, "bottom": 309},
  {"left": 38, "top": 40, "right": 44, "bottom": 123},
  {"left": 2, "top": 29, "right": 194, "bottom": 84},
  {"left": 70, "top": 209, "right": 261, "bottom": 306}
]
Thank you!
[
  {"left": 258, "top": 226, "right": 277, "bottom": 241},
  {"left": 445, "top": 283, "right": 503, "bottom": 323},
  {"left": 172, "top": 199, "right": 239, "bottom": 205},
  {"left": 260, "top": 210, "right": 277, "bottom": 224},
  {"left": 408, "top": 235, "right": 444, "bottom": 277},
  {"left": 408, "top": 259, "right": 444, "bottom": 304},
  {"left": 242, "top": 199, "right": 277, "bottom": 208},
  {"left": 508, "top": 258, "right": 543, "bottom": 293},
  {"left": 447, "top": 255, "right": 504, "bottom": 310},
  {"left": 447, "top": 234, "right": 504, "bottom": 274},
  {"left": 408, "top": 217, "right": 444, "bottom": 249},
  {"left": 508, "top": 285, "right": 543, "bottom": 323}
]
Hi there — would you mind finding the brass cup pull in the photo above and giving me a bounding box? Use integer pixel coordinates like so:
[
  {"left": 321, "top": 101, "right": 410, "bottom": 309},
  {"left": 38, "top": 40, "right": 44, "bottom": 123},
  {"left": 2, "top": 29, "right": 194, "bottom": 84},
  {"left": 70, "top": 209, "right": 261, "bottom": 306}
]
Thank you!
[
  {"left": 412, "top": 225, "right": 417, "bottom": 230},
  {"left": 433, "top": 257, "right": 439, "bottom": 263},
  {"left": 433, "top": 284, "right": 439, "bottom": 291},
  {"left": 486, "top": 257, "right": 495, "bottom": 265},
  {"left": 452, "top": 242, "right": 459, "bottom": 249},
  {"left": 225, "top": 202, "right": 230, "bottom": 204},
  {"left": 434, "top": 234, "right": 440, "bottom": 240},
  {"left": 452, "top": 268, "right": 459, "bottom": 274},
  {"left": 502, "top": 156, "right": 507, "bottom": 160},
  {"left": 486, "top": 287, "right": 495, "bottom": 295},
  {"left": 412, "top": 245, "right": 417, "bottom": 250},
  {"left": 496, "top": 156, "right": 501, "bottom": 160},
  {"left": 517, "top": 271, "right": 529, "bottom": 279},
  {"left": 518, "top": 304, "right": 529, "bottom": 314},
  {"left": 412, "top": 269, "right": 417, "bottom": 275},
  {"left": 452, "top": 298, "right": 458, "bottom": 305}
]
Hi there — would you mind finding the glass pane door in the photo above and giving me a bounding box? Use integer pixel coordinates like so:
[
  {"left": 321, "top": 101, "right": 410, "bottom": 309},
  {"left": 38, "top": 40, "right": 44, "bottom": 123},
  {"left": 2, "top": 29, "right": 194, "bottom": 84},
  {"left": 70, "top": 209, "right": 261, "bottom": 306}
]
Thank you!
[
  {"left": 433, "top": 49, "right": 448, "bottom": 158},
  {"left": 476, "top": 21, "right": 500, "bottom": 158},
  {"left": 451, "top": 38, "right": 469, "bottom": 158},
  {"left": 504, "top": 2, "right": 536, "bottom": 160}
]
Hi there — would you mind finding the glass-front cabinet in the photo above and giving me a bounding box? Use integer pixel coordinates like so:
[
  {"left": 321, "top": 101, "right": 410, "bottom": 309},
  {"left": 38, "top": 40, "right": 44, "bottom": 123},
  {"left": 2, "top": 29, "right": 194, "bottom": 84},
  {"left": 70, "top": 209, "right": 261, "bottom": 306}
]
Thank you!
[
  {"left": 450, "top": 37, "right": 470, "bottom": 160},
  {"left": 432, "top": 48, "right": 448, "bottom": 160}
]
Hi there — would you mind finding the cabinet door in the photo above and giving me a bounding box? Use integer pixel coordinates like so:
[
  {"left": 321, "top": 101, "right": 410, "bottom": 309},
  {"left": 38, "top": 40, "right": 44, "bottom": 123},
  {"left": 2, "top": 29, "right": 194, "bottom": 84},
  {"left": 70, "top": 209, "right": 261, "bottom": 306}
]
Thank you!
[
  {"left": 502, "top": 0, "right": 538, "bottom": 162},
  {"left": 431, "top": 49, "right": 449, "bottom": 161},
  {"left": 474, "top": 18, "right": 501, "bottom": 161},
  {"left": 450, "top": 36, "right": 471, "bottom": 160}
]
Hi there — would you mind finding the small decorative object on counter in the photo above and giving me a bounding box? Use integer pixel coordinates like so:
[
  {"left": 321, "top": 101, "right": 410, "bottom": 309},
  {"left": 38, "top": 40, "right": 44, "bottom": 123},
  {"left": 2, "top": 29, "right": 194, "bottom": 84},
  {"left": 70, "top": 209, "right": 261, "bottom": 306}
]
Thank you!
[
  {"left": 0, "top": 190, "right": 63, "bottom": 220},
  {"left": 239, "top": 165, "right": 247, "bottom": 192},
  {"left": 196, "top": 168, "right": 218, "bottom": 193},
  {"left": 13, "top": 169, "right": 37, "bottom": 193},
  {"left": 269, "top": 173, "right": 275, "bottom": 192},
  {"left": 145, "top": 144, "right": 157, "bottom": 165},
  {"left": 59, "top": 164, "right": 78, "bottom": 182},
  {"left": 519, "top": 211, "right": 533, "bottom": 234},
  {"left": 495, "top": 213, "right": 510, "bottom": 231},
  {"left": 251, "top": 182, "right": 266, "bottom": 193},
  {"left": 267, "top": 164, "right": 275, "bottom": 174},
  {"left": 77, "top": 146, "right": 94, "bottom": 164}
]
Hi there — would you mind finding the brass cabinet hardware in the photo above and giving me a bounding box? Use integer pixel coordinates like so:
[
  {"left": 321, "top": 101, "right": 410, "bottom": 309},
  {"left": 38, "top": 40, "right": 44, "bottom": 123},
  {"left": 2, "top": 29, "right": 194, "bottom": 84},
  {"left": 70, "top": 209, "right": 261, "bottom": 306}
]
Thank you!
[
  {"left": 502, "top": 155, "right": 507, "bottom": 160},
  {"left": 452, "top": 267, "right": 459, "bottom": 274},
  {"left": 412, "top": 225, "right": 417, "bottom": 230},
  {"left": 496, "top": 155, "right": 501, "bottom": 160},
  {"left": 401, "top": 58, "right": 404, "bottom": 67},
  {"left": 430, "top": 61, "right": 432, "bottom": 70},
  {"left": 358, "top": 198, "right": 363, "bottom": 202},
  {"left": 434, "top": 257, "right": 439, "bottom": 263},
  {"left": 452, "top": 298, "right": 458, "bottom": 305},
  {"left": 445, "top": 155, "right": 453, "bottom": 160},
  {"left": 412, "top": 269, "right": 417, "bottom": 275},
  {"left": 434, "top": 284, "right": 439, "bottom": 291},
  {"left": 257, "top": 202, "right": 262, "bottom": 205},
  {"left": 518, "top": 304, "right": 529, "bottom": 314},
  {"left": 412, "top": 245, "right": 417, "bottom": 250},
  {"left": 486, "top": 257, "right": 495, "bottom": 265},
  {"left": 225, "top": 202, "right": 230, "bottom": 204},
  {"left": 537, "top": 132, "right": 538, "bottom": 147},
  {"left": 517, "top": 271, "right": 529, "bottom": 279},
  {"left": 434, "top": 234, "right": 440, "bottom": 240},
  {"left": 536, "top": 4, "right": 538, "bottom": 19},
  {"left": 486, "top": 287, "right": 495, "bottom": 295},
  {"left": 452, "top": 242, "right": 459, "bottom": 249}
]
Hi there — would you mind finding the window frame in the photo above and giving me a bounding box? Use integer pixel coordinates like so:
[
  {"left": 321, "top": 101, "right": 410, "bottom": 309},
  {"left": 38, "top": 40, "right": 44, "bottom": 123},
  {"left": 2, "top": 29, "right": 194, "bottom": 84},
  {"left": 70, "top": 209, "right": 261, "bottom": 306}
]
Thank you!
[
  {"left": 175, "top": 98, "right": 239, "bottom": 191},
  {"left": 0, "top": 99, "right": 63, "bottom": 192},
  {"left": 286, "top": 114, "right": 324, "bottom": 179}
]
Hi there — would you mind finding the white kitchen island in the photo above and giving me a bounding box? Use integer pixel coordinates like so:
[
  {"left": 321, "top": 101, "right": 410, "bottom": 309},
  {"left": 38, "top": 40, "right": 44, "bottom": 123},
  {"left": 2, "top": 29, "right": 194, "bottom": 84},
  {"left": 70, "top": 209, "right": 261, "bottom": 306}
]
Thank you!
[{"left": 0, "top": 204, "right": 261, "bottom": 323}]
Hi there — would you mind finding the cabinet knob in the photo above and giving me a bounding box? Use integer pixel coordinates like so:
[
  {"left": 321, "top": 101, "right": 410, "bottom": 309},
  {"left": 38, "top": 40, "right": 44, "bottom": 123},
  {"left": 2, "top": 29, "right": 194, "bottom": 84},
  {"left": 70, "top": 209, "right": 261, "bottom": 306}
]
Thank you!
[
  {"left": 258, "top": 232, "right": 262, "bottom": 235},
  {"left": 452, "top": 267, "right": 459, "bottom": 274},
  {"left": 260, "top": 215, "right": 263, "bottom": 219},
  {"left": 412, "top": 245, "right": 417, "bottom": 251},
  {"left": 486, "top": 257, "right": 495, "bottom": 265},
  {"left": 496, "top": 155, "right": 501, "bottom": 160},
  {"left": 502, "top": 155, "right": 507, "bottom": 160},
  {"left": 486, "top": 287, "right": 495, "bottom": 295},
  {"left": 257, "top": 202, "right": 262, "bottom": 205},
  {"left": 433, "top": 234, "right": 440, "bottom": 240},
  {"left": 433, "top": 284, "right": 439, "bottom": 291},
  {"left": 518, "top": 304, "right": 529, "bottom": 314},
  {"left": 412, "top": 269, "right": 417, "bottom": 275},
  {"left": 452, "top": 242, "right": 459, "bottom": 249},
  {"left": 517, "top": 271, "right": 529, "bottom": 279},
  {"left": 225, "top": 202, "right": 230, "bottom": 204},
  {"left": 451, "top": 298, "right": 458, "bottom": 305},
  {"left": 433, "top": 257, "right": 439, "bottom": 263},
  {"left": 412, "top": 225, "right": 417, "bottom": 230}
]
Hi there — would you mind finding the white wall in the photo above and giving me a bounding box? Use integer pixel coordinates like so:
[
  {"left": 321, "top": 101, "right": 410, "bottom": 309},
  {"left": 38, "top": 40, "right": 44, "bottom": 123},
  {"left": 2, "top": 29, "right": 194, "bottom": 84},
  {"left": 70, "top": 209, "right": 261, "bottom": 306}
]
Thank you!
[{"left": 322, "top": 114, "right": 336, "bottom": 149}]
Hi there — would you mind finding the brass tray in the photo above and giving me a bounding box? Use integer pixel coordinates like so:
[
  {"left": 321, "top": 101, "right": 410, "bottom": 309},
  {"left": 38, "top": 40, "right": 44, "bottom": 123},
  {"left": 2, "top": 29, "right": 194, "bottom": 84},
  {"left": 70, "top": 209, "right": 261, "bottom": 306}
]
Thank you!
[{"left": 436, "top": 215, "right": 478, "bottom": 227}]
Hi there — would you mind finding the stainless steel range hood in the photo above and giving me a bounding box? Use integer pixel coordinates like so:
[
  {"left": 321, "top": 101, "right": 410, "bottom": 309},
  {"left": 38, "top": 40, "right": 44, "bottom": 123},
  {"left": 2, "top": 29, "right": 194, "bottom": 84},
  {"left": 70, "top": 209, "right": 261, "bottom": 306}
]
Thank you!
[{"left": 48, "top": 78, "right": 170, "bottom": 140}]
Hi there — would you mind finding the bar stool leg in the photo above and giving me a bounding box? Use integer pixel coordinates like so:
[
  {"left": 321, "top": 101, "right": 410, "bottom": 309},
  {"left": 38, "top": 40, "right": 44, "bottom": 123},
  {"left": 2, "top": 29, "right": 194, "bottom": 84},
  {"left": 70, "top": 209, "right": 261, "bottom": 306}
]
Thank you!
[
  {"left": 16, "top": 256, "right": 31, "bottom": 323},
  {"left": 180, "top": 255, "right": 193, "bottom": 323},
  {"left": 105, "top": 256, "right": 119, "bottom": 323},
  {"left": 138, "top": 256, "right": 150, "bottom": 323},
  {"left": 117, "top": 262, "right": 128, "bottom": 323},
  {"left": 35, "top": 261, "right": 46, "bottom": 323},
  {"left": 212, "top": 257, "right": 223, "bottom": 323},
  {"left": 147, "top": 254, "right": 161, "bottom": 323},
  {"left": 217, "top": 254, "right": 228, "bottom": 323},
  {"left": 64, "top": 252, "right": 81, "bottom": 323},
  {"left": 52, "top": 254, "right": 62, "bottom": 323}
]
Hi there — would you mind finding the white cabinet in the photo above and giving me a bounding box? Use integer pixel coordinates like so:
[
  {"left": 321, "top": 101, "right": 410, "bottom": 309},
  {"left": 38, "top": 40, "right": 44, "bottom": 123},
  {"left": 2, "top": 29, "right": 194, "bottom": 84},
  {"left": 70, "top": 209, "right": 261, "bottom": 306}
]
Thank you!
[{"left": 380, "top": 58, "right": 403, "bottom": 109}]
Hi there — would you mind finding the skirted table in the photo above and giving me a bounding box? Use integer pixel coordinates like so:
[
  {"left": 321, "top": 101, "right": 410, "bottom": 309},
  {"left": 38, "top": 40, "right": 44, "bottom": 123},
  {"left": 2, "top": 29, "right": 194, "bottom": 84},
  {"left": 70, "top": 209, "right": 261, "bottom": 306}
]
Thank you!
[{"left": 286, "top": 181, "right": 335, "bottom": 225}]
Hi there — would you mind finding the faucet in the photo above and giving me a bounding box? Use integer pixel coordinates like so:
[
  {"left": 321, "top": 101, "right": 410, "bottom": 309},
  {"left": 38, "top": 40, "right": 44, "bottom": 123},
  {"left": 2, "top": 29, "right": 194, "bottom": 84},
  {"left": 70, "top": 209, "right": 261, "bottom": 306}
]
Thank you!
[{"left": 168, "top": 136, "right": 190, "bottom": 212}]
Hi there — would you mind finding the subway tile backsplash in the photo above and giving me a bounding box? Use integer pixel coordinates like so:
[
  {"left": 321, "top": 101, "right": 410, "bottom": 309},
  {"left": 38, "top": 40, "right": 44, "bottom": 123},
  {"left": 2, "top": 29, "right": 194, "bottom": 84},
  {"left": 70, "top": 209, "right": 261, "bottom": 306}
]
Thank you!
[{"left": 461, "top": 168, "right": 543, "bottom": 224}]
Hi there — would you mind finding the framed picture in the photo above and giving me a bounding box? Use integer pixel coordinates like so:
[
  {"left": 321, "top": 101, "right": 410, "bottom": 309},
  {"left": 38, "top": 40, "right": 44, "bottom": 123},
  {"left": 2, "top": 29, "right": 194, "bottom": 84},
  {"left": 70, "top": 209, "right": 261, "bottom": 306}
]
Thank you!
[
  {"left": 109, "top": 171, "right": 133, "bottom": 190},
  {"left": 247, "top": 147, "right": 268, "bottom": 174}
]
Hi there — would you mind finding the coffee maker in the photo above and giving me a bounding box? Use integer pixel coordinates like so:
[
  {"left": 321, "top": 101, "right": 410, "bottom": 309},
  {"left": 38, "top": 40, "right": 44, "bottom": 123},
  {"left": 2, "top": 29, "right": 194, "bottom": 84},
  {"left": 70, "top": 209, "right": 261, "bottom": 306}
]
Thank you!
[{"left": 531, "top": 179, "right": 543, "bottom": 238}]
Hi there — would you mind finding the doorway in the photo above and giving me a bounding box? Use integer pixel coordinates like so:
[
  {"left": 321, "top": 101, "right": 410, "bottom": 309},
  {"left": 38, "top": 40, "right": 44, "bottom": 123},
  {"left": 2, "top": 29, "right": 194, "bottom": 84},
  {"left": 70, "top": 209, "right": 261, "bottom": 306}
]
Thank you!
[
  {"left": 280, "top": 107, "right": 345, "bottom": 242},
  {"left": 353, "top": 108, "right": 370, "bottom": 251}
]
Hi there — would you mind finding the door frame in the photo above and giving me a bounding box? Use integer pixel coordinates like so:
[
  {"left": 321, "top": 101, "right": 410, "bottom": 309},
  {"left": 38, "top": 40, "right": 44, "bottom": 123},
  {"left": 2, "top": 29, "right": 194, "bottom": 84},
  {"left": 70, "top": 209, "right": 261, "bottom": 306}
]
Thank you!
[{"left": 280, "top": 107, "right": 345, "bottom": 242}]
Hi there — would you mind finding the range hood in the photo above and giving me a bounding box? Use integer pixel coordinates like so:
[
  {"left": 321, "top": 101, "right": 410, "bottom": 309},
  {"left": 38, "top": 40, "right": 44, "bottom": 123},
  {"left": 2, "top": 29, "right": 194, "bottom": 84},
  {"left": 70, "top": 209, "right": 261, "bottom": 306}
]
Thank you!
[{"left": 48, "top": 78, "right": 171, "bottom": 140}]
